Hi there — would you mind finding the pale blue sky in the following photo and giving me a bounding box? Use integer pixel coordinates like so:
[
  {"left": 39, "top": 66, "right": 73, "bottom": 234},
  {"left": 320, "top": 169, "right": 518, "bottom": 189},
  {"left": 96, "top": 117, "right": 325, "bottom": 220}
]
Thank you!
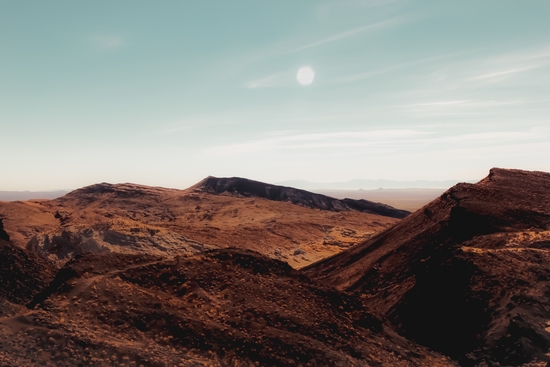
[{"left": 1, "top": 1, "right": 549, "bottom": 190}]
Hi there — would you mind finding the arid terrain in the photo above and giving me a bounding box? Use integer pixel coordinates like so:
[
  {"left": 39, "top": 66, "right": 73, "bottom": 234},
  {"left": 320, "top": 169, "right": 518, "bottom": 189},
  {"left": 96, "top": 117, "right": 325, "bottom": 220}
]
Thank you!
[
  {"left": 0, "top": 244, "right": 454, "bottom": 367},
  {"left": 1, "top": 168, "right": 549, "bottom": 366},
  {"left": 305, "top": 168, "right": 550, "bottom": 366},
  {"left": 0, "top": 177, "right": 404, "bottom": 269}
]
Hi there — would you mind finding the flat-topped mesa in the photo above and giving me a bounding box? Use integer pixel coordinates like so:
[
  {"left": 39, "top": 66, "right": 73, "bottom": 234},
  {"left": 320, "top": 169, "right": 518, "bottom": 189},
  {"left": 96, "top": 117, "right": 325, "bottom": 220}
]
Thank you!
[
  {"left": 303, "top": 167, "right": 550, "bottom": 366},
  {"left": 194, "top": 176, "right": 410, "bottom": 219}
]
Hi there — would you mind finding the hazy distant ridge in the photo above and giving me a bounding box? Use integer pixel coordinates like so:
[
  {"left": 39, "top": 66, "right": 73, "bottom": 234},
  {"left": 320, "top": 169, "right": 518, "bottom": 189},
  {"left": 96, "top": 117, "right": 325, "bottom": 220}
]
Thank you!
[
  {"left": 277, "top": 179, "right": 470, "bottom": 190},
  {"left": 195, "top": 176, "right": 410, "bottom": 219},
  {"left": 0, "top": 191, "right": 69, "bottom": 201}
]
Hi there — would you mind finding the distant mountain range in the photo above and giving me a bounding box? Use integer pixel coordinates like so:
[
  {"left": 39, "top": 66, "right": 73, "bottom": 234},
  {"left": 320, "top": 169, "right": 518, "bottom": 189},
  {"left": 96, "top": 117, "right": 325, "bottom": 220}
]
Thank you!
[
  {"left": 277, "top": 179, "right": 473, "bottom": 190},
  {"left": 0, "top": 178, "right": 474, "bottom": 201},
  {"left": 0, "top": 190, "right": 69, "bottom": 201}
]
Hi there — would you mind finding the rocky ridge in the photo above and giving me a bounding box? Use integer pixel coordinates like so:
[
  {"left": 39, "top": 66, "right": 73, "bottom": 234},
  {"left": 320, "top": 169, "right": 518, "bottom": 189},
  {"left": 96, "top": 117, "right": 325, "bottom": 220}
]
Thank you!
[
  {"left": 194, "top": 176, "right": 410, "bottom": 219},
  {"left": 304, "top": 168, "right": 550, "bottom": 366}
]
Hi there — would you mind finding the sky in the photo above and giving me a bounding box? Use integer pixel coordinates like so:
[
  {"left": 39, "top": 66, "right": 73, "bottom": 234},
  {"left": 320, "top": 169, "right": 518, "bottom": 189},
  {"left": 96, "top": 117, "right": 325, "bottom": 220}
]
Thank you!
[{"left": 1, "top": 0, "right": 549, "bottom": 190}]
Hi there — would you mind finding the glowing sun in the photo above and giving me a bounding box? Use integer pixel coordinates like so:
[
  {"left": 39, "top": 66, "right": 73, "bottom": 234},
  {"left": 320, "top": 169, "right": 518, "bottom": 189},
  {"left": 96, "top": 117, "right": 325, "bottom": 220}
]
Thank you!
[{"left": 296, "top": 66, "right": 315, "bottom": 86}]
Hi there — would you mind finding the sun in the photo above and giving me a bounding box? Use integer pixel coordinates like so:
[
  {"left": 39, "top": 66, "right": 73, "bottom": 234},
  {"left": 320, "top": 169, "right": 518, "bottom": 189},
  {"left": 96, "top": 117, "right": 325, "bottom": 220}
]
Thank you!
[{"left": 297, "top": 66, "right": 315, "bottom": 86}]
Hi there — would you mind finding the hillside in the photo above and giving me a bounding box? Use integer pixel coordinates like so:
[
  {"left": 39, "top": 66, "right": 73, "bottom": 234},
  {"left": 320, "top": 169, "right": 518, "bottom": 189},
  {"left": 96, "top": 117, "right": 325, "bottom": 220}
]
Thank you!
[
  {"left": 304, "top": 168, "right": 550, "bottom": 366},
  {"left": 2, "top": 168, "right": 550, "bottom": 366},
  {"left": 0, "top": 179, "right": 400, "bottom": 268},
  {"left": 0, "top": 245, "right": 455, "bottom": 366}
]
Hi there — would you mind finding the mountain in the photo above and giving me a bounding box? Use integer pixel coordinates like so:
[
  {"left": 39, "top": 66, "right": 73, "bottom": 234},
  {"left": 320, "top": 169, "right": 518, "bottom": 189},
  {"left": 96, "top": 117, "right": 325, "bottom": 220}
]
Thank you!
[
  {"left": 0, "top": 201, "right": 449, "bottom": 367},
  {"left": 304, "top": 168, "right": 550, "bottom": 366},
  {"left": 0, "top": 246, "right": 454, "bottom": 367},
  {"left": 194, "top": 176, "right": 410, "bottom": 218},
  {"left": 2, "top": 168, "right": 549, "bottom": 366},
  {"left": 0, "top": 179, "right": 400, "bottom": 267}
]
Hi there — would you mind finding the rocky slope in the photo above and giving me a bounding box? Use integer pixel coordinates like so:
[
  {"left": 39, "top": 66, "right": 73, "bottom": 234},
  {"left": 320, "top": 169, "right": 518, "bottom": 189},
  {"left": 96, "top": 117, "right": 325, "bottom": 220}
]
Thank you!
[
  {"left": 0, "top": 218, "right": 10, "bottom": 242},
  {"left": 194, "top": 176, "right": 410, "bottom": 219},
  {"left": 0, "top": 222, "right": 56, "bottom": 318},
  {"left": 304, "top": 168, "right": 550, "bottom": 366},
  {"left": 0, "top": 180, "right": 398, "bottom": 268},
  {"left": 0, "top": 247, "right": 455, "bottom": 367},
  {"left": 2, "top": 168, "right": 549, "bottom": 366}
]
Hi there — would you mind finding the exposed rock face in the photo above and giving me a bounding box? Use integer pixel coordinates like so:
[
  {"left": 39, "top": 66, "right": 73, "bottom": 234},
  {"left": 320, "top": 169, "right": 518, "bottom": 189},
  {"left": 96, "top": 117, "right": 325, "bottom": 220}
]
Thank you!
[
  {"left": 25, "top": 226, "right": 211, "bottom": 262},
  {"left": 304, "top": 168, "right": 550, "bottom": 366},
  {"left": 0, "top": 249, "right": 454, "bottom": 367},
  {"left": 194, "top": 176, "right": 410, "bottom": 219}
]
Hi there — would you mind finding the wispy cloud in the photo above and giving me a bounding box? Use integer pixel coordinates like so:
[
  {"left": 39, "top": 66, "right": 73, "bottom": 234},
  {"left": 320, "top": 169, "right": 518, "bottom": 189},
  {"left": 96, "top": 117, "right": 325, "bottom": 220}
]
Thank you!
[
  {"left": 379, "top": 44, "right": 550, "bottom": 104},
  {"left": 242, "top": 17, "right": 412, "bottom": 89},
  {"left": 486, "top": 46, "right": 550, "bottom": 66},
  {"left": 330, "top": 66, "right": 399, "bottom": 84},
  {"left": 205, "top": 126, "right": 548, "bottom": 156},
  {"left": 295, "top": 17, "right": 405, "bottom": 52},
  {"left": 155, "top": 125, "right": 192, "bottom": 135},
  {"left": 441, "top": 131, "right": 536, "bottom": 143},
  {"left": 402, "top": 99, "right": 529, "bottom": 117},
  {"left": 468, "top": 66, "right": 542, "bottom": 81},
  {"left": 205, "top": 129, "right": 432, "bottom": 154},
  {"left": 408, "top": 100, "right": 524, "bottom": 108},
  {"left": 92, "top": 35, "right": 126, "bottom": 50},
  {"left": 410, "top": 100, "right": 469, "bottom": 107},
  {"left": 443, "top": 46, "right": 550, "bottom": 88},
  {"left": 244, "top": 72, "right": 288, "bottom": 89},
  {"left": 329, "top": 50, "right": 475, "bottom": 85},
  {"left": 352, "top": 0, "right": 402, "bottom": 8},
  {"left": 239, "top": 15, "right": 412, "bottom": 66}
]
